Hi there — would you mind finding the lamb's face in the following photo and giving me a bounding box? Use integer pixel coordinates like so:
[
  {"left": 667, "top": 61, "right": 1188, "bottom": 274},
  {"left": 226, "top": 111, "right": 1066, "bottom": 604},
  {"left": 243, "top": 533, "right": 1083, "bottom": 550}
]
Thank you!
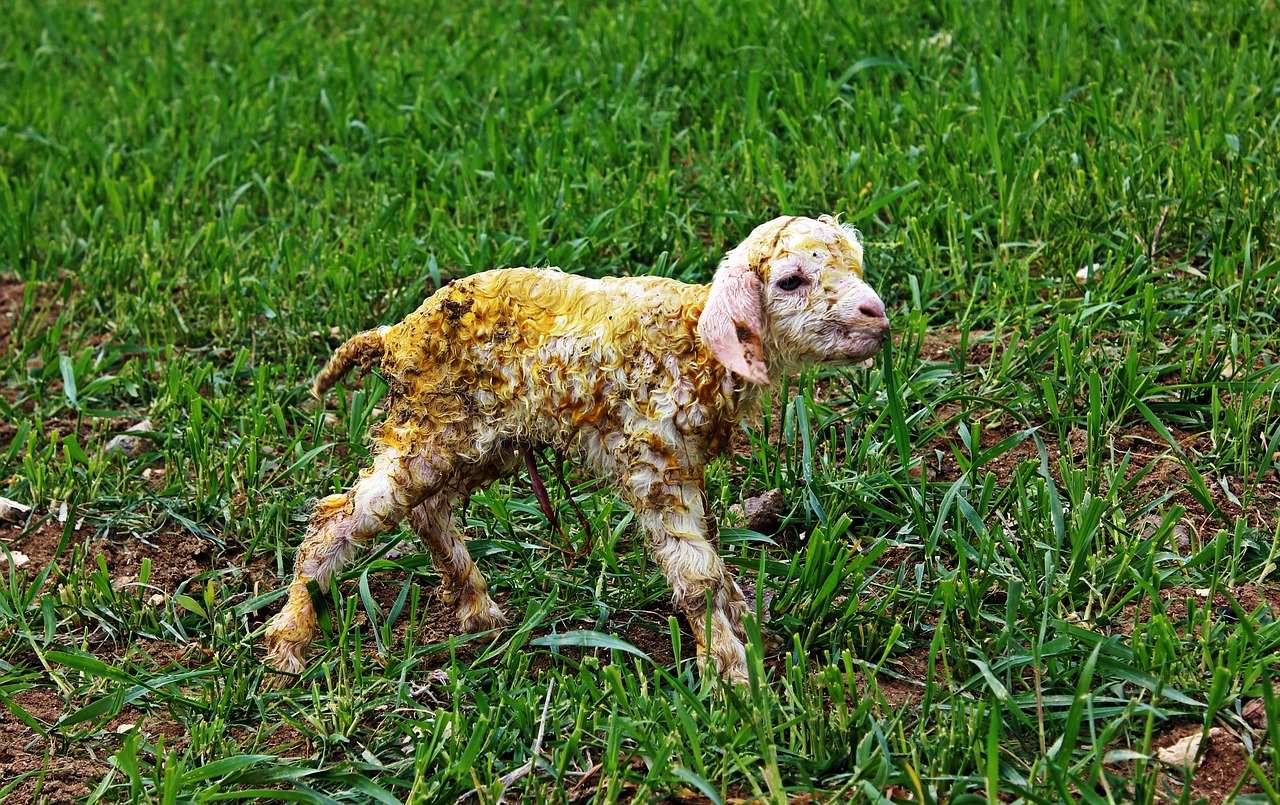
[{"left": 758, "top": 216, "right": 889, "bottom": 371}]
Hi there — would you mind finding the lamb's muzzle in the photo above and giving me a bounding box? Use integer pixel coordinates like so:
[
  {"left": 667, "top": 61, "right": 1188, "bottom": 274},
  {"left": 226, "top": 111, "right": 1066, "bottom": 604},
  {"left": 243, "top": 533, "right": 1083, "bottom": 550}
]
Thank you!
[{"left": 265, "top": 214, "right": 889, "bottom": 684}]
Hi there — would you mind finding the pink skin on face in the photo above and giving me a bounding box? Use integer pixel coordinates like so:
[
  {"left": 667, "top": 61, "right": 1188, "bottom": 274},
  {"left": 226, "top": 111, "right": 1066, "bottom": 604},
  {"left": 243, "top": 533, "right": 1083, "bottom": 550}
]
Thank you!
[{"left": 754, "top": 230, "right": 890, "bottom": 373}]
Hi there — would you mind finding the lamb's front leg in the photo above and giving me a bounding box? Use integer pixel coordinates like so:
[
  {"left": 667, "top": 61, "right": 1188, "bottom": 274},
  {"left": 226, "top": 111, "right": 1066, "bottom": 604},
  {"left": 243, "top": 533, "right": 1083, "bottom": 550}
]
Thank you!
[{"left": 632, "top": 478, "right": 752, "bottom": 684}]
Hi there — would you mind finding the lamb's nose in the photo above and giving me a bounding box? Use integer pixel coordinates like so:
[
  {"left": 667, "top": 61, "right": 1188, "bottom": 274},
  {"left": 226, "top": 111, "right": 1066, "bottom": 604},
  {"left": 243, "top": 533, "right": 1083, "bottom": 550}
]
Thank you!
[{"left": 859, "top": 298, "right": 886, "bottom": 320}]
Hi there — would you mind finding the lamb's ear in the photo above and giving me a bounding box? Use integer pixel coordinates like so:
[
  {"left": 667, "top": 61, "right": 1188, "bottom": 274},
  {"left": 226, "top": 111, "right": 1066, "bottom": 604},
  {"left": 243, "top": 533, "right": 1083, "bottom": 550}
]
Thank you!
[{"left": 697, "top": 254, "right": 770, "bottom": 385}]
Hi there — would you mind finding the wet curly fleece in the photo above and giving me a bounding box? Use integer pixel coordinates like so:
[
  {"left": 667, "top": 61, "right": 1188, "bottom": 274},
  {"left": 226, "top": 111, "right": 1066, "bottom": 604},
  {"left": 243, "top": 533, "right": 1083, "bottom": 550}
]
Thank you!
[{"left": 266, "top": 214, "right": 890, "bottom": 683}]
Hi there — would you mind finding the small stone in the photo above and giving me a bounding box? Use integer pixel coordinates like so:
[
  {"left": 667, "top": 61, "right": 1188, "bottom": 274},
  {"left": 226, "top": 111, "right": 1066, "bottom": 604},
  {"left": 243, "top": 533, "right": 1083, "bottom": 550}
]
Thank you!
[
  {"left": 1241, "top": 698, "right": 1268, "bottom": 729},
  {"left": 1173, "top": 524, "right": 1191, "bottom": 553},
  {"left": 1156, "top": 728, "right": 1221, "bottom": 768},
  {"left": 0, "top": 550, "right": 30, "bottom": 568},
  {"left": 148, "top": 593, "right": 166, "bottom": 607},
  {"left": 142, "top": 467, "right": 165, "bottom": 481},
  {"left": 0, "top": 496, "right": 32, "bottom": 524},
  {"left": 729, "top": 489, "right": 787, "bottom": 534},
  {"left": 104, "top": 419, "right": 154, "bottom": 457},
  {"left": 1075, "top": 263, "right": 1102, "bottom": 284},
  {"left": 115, "top": 722, "right": 137, "bottom": 734}
]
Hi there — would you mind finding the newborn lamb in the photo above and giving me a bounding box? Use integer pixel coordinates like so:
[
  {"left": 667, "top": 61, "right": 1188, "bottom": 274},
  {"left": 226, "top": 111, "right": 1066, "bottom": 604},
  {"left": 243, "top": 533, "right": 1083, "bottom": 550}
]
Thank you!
[{"left": 265, "top": 214, "right": 890, "bottom": 683}]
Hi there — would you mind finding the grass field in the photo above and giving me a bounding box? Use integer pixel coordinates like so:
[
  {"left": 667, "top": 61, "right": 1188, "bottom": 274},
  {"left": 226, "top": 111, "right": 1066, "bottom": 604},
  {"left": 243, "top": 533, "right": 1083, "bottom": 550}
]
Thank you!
[{"left": 2, "top": 0, "right": 1279, "bottom": 802}]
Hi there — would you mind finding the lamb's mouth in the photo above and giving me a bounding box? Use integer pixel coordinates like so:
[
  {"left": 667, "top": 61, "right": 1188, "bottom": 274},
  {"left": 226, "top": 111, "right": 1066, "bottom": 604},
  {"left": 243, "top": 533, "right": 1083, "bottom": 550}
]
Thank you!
[
  {"left": 836, "top": 326, "right": 889, "bottom": 360},
  {"left": 842, "top": 326, "right": 889, "bottom": 341}
]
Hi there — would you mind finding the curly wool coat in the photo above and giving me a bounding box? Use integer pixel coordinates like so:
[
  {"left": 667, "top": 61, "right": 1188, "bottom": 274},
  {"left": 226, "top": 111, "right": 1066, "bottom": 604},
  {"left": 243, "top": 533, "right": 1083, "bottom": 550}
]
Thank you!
[{"left": 265, "top": 215, "right": 890, "bottom": 683}]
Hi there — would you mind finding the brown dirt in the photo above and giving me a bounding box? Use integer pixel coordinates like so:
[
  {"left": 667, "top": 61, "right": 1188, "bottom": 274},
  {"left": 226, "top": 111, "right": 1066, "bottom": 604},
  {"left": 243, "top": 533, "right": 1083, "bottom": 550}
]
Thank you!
[
  {"left": 565, "top": 753, "right": 755, "bottom": 804},
  {"left": 1107, "top": 583, "right": 1280, "bottom": 640},
  {"left": 1, "top": 686, "right": 309, "bottom": 802},
  {"left": 921, "top": 413, "right": 1280, "bottom": 540},
  {"left": 0, "top": 518, "right": 216, "bottom": 596},
  {"left": 0, "top": 519, "right": 321, "bottom": 793},
  {"left": 0, "top": 688, "right": 101, "bottom": 805},
  {"left": 1155, "top": 584, "right": 1280, "bottom": 623},
  {"left": 914, "top": 327, "right": 996, "bottom": 365},
  {"left": 1121, "top": 721, "right": 1266, "bottom": 804},
  {"left": 0, "top": 521, "right": 248, "bottom": 800},
  {"left": 0, "top": 415, "right": 148, "bottom": 463},
  {"left": 0, "top": 275, "right": 23, "bottom": 358},
  {"left": 877, "top": 646, "right": 930, "bottom": 711},
  {"left": 0, "top": 273, "right": 83, "bottom": 363}
]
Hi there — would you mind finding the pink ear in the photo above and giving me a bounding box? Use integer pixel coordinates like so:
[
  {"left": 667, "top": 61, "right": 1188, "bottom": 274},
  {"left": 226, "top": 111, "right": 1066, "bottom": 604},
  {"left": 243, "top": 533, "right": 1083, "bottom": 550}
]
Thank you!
[{"left": 697, "top": 256, "right": 770, "bottom": 385}]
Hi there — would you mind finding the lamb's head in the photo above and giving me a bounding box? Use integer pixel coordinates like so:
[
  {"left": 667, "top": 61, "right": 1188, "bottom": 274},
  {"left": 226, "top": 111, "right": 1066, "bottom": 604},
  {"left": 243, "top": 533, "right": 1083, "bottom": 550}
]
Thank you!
[{"left": 698, "top": 215, "right": 890, "bottom": 384}]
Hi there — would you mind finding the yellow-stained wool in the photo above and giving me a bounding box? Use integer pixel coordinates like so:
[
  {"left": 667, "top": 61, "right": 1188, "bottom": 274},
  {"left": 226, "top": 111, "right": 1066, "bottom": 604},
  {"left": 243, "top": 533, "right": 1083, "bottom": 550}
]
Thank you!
[{"left": 265, "top": 215, "right": 890, "bottom": 683}]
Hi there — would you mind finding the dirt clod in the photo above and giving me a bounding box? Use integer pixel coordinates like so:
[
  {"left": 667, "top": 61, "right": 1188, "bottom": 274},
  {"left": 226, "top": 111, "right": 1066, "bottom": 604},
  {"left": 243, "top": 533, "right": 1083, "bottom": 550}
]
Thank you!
[
  {"left": 103, "top": 419, "right": 154, "bottom": 456},
  {"left": 729, "top": 489, "right": 787, "bottom": 534}
]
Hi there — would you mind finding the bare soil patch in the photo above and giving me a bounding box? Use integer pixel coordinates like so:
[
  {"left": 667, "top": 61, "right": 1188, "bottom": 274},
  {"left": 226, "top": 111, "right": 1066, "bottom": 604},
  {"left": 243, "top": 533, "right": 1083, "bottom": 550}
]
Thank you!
[
  {"left": 876, "top": 645, "right": 930, "bottom": 711},
  {"left": 1, "top": 518, "right": 215, "bottom": 596},
  {"left": 0, "top": 415, "right": 148, "bottom": 462},
  {"left": 1130, "top": 720, "right": 1266, "bottom": 804},
  {"left": 0, "top": 273, "right": 83, "bottom": 364},
  {"left": 0, "top": 688, "right": 101, "bottom": 805},
  {"left": 923, "top": 413, "right": 1280, "bottom": 538},
  {"left": 0, "top": 275, "right": 24, "bottom": 358},
  {"left": 1107, "top": 583, "right": 1280, "bottom": 641}
]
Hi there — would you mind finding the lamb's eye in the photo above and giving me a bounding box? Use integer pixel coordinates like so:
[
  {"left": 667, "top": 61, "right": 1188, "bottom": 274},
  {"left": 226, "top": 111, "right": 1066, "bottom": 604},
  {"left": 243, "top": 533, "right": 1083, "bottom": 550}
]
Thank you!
[{"left": 776, "top": 275, "right": 806, "bottom": 291}]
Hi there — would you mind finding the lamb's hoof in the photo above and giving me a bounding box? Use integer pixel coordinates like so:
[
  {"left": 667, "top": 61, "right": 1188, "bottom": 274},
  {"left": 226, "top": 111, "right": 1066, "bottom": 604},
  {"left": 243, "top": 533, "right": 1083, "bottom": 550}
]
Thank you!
[
  {"left": 457, "top": 597, "right": 507, "bottom": 634},
  {"left": 262, "top": 646, "right": 307, "bottom": 689},
  {"left": 716, "top": 654, "right": 751, "bottom": 686},
  {"left": 704, "top": 642, "right": 750, "bottom": 686},
  {"left": 264, "top": 617, "right": 314, "bottom": 687}
]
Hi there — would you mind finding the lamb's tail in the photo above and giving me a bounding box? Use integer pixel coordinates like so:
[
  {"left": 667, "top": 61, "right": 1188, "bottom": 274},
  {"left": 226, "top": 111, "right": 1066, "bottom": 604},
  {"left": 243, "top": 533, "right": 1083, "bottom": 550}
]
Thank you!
[{"left": 311, "top": 326, "right": 391, "bottom": 400}]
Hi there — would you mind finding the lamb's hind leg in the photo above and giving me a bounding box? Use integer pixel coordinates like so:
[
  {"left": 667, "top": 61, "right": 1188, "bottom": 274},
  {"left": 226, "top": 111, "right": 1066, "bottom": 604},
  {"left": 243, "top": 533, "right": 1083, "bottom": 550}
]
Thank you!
[
  {"left": 408, "top": 492, "right": 506, "bottom": 633},
  {"left": 265, "top": 448, "right": 436, "bottom": 675}
]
